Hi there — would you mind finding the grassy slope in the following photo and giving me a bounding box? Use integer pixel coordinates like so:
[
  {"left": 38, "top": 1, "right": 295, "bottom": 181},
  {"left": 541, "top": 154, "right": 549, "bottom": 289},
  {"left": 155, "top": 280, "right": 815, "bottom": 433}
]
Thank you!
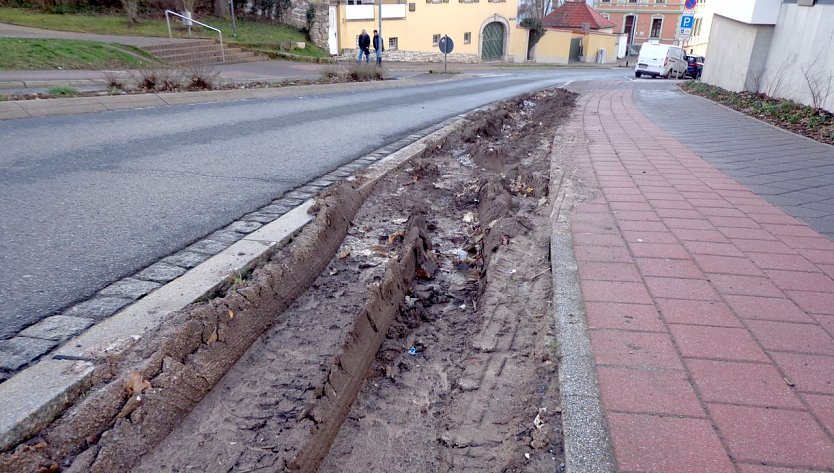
[
  {"left": 0, "top": 37, "right": 159, "bottom": 69},
  {"left": 0, "top": 8, "right": 328, "bottom": 56}
]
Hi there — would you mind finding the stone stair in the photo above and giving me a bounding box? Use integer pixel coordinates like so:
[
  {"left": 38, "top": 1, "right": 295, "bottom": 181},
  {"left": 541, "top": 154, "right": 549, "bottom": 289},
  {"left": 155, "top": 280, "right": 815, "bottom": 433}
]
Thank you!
[{"left": 142, "top": 40, "right": 267, "bottom": 66}]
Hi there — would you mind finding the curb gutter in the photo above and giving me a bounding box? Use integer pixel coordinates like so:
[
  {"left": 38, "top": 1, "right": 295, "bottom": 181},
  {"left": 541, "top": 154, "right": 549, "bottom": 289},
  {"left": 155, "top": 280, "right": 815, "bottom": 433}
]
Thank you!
[
  {"left": 549, "top": 119, "right": 617, "bottom": 473},
  {"left": 0, "top": 114, "right": 466, "bottom": 453}
]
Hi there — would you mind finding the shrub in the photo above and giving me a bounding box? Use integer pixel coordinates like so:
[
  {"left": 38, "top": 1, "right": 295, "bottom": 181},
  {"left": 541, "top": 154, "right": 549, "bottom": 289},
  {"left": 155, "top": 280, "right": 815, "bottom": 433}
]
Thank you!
[
  {"left": 155, "top": 67, "right": 183, "bottom": 91},
  {"left": 103, "top": 70, "right": 126, "bottom": 90},
  {"left": 182, "top": 62, "right": 219, "bottom": 90}
]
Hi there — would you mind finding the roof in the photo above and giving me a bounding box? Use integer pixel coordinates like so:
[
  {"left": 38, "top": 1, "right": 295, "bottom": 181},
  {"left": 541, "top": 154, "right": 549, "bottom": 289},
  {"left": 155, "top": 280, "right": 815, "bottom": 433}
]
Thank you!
[{"left": 541, "top": 0, "right": 616, "bottom": 30}]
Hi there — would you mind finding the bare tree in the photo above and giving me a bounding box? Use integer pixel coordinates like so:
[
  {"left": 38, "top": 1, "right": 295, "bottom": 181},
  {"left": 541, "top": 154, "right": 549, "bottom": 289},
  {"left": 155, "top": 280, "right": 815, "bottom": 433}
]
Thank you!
[
  {"left": 764, "top": 54, "right": 797, "bottom": 98},
  {"left": 120, "top": 0, "right": 140, "bottom": 24},
  {"left": 801, "top": 51, "right": 833, "bottom": 110}
]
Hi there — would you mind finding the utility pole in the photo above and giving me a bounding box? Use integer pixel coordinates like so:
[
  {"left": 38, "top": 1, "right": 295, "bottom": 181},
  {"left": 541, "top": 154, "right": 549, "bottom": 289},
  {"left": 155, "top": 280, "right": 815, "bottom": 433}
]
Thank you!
[{"left": 378, "top": 0, "right": 383, "bottom": 66}]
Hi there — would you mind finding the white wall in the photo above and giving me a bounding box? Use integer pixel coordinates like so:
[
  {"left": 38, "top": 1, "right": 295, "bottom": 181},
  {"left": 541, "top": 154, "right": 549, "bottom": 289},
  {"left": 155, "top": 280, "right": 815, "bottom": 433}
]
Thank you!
[
  {"left": 714, "top": 0, "right": 781, "bottom": 25},
  {"left": 759, "top": 3, "right": 834, "bottom": 111},
  {"left": 701, "top": 14, "right": 773, "bottom": 92}
]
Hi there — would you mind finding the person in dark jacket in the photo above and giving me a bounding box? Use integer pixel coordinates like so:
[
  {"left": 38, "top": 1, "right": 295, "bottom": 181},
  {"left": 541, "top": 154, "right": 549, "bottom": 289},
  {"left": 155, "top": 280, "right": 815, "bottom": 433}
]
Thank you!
[
  {"left": 372, "top": 29, "right": 384, "bottom": 66},
  {"left": 357, "top": 29, "right": 371, "bottom": 64}
]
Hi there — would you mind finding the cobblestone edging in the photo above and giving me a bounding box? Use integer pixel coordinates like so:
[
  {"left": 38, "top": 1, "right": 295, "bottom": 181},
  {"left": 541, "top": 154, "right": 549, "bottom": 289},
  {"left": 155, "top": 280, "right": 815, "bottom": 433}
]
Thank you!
[{"left": 0, "top": 121, "right": 451, "bottom": 382}]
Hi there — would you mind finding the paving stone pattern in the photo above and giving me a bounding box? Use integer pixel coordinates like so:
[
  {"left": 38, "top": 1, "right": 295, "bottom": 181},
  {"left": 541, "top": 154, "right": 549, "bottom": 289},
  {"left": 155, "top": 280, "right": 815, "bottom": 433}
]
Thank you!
[
  {"left": 634, "top": 88, "right": 834, "bottom": 240},
  {"left": 567, "top": 86, "right": 834, "bottom": 472}
]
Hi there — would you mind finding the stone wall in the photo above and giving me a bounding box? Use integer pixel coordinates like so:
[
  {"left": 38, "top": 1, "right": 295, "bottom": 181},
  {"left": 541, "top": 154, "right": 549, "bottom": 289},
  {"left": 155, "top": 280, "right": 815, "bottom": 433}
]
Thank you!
[
  {"left": 288, "top": 0, "right": 329, "bottom": 49},
  {"left": 343, "top": 48, "right": 481, "bottom": 63}
]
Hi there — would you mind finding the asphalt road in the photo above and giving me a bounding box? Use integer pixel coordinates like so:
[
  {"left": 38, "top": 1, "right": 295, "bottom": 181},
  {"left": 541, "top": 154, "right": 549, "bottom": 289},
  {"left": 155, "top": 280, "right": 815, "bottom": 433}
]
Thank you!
[{"left": 0, "top": 68, "right": 627, "bottom": 339}]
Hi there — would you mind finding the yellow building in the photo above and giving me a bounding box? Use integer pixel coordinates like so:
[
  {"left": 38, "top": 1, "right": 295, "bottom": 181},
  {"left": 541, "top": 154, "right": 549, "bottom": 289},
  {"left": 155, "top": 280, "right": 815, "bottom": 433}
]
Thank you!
[{"left": 332, "top": 0, "right": 523, "bottom": 62}]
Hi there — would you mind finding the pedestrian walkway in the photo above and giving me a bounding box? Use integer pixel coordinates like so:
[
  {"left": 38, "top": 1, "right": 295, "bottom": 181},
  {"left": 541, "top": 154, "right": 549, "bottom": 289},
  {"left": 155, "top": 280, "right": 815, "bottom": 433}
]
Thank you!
[{"left": 565, "top": 81, "right": 834, "bottom": 472}]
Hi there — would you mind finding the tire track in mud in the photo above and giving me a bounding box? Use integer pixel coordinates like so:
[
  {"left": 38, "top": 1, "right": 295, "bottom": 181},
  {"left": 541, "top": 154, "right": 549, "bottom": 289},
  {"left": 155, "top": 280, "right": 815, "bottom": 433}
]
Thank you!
[{"left": 320, "top": 89, "right": 576, "bottom": 473}]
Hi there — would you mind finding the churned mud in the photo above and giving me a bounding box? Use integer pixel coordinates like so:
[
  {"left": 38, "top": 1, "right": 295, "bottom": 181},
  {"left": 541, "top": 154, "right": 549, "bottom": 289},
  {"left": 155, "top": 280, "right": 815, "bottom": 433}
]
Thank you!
[{"left": 0, "top": 88, "right": 575, "bottom": 473}]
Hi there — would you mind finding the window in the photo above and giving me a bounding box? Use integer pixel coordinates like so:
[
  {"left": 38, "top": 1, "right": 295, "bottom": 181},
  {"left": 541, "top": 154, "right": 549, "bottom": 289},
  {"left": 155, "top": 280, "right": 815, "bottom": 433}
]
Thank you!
[
  {"left": 650, "top": 17, "right": 662, "bottom": 38},
  {"left": 389, "top": 37, "right": 398, "bottom": 50},
  {"left": 432, "top": 34, "right": 441, "bottom": 46},
  {"left": 409, "top": 1, "right": 415, "bottom": 10},
  {"left": 628, "top": 0, "right": 637, "bottom": 3},
  {"left": 693, "top": 18, "right": 702, "bottom": 36},
  {"left": 655, "top": 0, "right": 665, "bottom": 3},
  {"left": 464, "top": 32, "right": 471, "bottom": 44}
]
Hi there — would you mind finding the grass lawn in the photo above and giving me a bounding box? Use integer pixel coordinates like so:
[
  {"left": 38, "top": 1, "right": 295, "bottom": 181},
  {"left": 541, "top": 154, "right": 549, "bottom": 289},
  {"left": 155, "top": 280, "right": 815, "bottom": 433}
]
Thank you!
[
  {"left": 0, "top": 38, "right": 159, "bottom": 69},
  {"left": 0, "top": 7, "right": 327, "bottom": 57}
]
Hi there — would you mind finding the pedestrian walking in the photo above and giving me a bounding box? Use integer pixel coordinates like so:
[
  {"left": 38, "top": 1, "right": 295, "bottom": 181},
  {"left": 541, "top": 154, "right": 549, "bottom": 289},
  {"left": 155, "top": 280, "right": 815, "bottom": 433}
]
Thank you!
[
  {"left": 372, "top": 29, "right": 384, "bottom": 66},
  {"left": 357, "top": 29, "right": 371, "bottom": 64}
]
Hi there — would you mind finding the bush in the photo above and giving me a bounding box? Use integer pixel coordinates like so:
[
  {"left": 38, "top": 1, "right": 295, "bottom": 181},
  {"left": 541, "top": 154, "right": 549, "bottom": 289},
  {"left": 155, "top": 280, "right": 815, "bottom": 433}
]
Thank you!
[
  {"left": 181, "top": 62, "right": 219, "bottom": 90},
  {"left": 103, "top": 70, "right": 126, "bottom": 90},
  {"left": 137, "top": 67, "right": 182, "bottom": 91}
]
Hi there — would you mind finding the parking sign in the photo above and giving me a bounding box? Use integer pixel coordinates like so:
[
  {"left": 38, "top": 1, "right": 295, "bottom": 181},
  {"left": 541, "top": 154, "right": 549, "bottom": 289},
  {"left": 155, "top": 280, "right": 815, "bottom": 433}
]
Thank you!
[{"left": 680, "top": 15, "right": 694, "bottom": 30}]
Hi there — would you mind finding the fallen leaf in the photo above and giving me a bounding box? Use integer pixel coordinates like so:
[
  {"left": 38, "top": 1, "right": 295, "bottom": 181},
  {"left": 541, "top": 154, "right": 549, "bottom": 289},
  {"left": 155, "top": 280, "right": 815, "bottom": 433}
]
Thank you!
[
  {"left": 124, "top": 372, "right": 150, "bottom": 397},
  {"left": 388, "top": 231, "right": 405, "bottom": 245},
  {"left": 228, "top": 309, "right": 235, "bottom": 320},
  {"left": 416, "top": 267, "right": 430, "bottom": 280},
  {"left": 337, "top": 249, "right": 351, "bottom": 259},
  {"left": 784, "top": 377, "right": 795, "bottom": 387},
  {"left": 462, "top": 212, "right": 476, "bottom": 223},
  {"left": 206, "top": 326, "right": 219, "bottom": 345}
]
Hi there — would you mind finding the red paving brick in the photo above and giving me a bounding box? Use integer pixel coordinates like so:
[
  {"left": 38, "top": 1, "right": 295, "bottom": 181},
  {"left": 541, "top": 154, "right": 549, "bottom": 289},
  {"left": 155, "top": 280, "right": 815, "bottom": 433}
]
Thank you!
[
  {"left": 573, "top": 89, "right": 834, "bottom": 473},
  {"left": 747, "top": 319, "right": 834, "bottom": 355},
  {"left": 724, "top": 295, "right": 816, "bottom": 323},
  {"left": 628, "top": 242, "right": 690, "bottom": 259},
  {"left": 590, "top": 330, "right": 683, "bottom": 369},
  {"left": 708, "top": 274, "right": 784, "bottom": 297},
  {"left": 693, "top": 254, "right": 764, "bottom": 276},
  {"left": 771, "top": 352, "right": 834, "bottom": 394},
  {"left": 578, "top": 261, "right": 642, "bottom": 282},
  {"left": 687, "top": 359, "right": 803, "bottom": 409},
  {"left": 655, "top": 299, "right": 741, "bottom": 327},
  {"left": 785, "top": 290, "right": 834, "bottom": 315},
  {"left": 804, "top": 393, "right": 834, "bottom": 435},
  {"left": 608, "top": 413, "right": 734, "bottom": 473},
  {"left": 644, "top": 277, "right": 720, "bottom": 301},
  {"left": 764, "top": 269, "right": 834, "bottom": 292},
  {"left": 598, "top": 367, "right": 704, "bottom": 417},
  {"left": 586, "top": 302, "right": 666, "bottom": 332},
  {"left": 669, "top": 325, "right": 769, "bottom": 362},
  {"left": 636, "top": 258, "right": 705, "bottom": 279},
  {"left": 709, "top": 404, "right": 834, "bottom": 468}
]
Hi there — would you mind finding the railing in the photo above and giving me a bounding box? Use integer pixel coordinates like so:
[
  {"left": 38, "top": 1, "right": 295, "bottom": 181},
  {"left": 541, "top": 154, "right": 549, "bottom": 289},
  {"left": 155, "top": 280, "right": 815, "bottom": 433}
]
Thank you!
[{"left": 164, "top": 10, "right": 225, "bottom": 62}]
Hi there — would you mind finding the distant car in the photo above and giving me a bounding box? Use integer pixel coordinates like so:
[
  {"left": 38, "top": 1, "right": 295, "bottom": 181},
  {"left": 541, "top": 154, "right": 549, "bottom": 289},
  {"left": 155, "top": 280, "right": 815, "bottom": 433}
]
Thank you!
[
  {"left": 685, "top": 55, "right": 705, "bottom": 79},
  {"left": 634, "top": 43, "right": 688, "bottom": 79}
]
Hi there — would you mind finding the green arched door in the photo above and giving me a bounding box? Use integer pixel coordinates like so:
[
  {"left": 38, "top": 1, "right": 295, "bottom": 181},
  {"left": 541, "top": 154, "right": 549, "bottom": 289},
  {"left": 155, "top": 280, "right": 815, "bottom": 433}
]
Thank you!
[{"left": 481, "top": 22, "right": 505, "bottom": 61}]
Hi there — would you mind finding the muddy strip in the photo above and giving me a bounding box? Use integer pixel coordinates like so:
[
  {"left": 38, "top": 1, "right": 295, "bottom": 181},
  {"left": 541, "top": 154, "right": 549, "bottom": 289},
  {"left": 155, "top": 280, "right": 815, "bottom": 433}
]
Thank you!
[{"left": 319, "top": 89, "right": 576, "bottom": 473}]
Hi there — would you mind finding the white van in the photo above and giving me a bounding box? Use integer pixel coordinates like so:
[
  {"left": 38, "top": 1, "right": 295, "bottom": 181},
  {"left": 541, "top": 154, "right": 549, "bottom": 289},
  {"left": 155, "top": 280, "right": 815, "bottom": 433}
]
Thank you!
[{"left": 635, "top": 43, "right": 687, "bottom": 79}]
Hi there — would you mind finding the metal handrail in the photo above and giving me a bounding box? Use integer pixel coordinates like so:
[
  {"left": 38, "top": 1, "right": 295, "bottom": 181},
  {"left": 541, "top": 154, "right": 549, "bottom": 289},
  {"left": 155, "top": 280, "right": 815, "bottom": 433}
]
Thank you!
[{"left": 164, "top": 9, "right": 225, "bottom": 62}]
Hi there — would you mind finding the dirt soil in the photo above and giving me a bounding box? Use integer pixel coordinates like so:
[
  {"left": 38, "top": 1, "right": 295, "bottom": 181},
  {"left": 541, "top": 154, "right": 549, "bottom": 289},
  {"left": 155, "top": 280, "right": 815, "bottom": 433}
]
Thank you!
[{"left": 0, "top": 88, "right": 575, "bottom": 473}]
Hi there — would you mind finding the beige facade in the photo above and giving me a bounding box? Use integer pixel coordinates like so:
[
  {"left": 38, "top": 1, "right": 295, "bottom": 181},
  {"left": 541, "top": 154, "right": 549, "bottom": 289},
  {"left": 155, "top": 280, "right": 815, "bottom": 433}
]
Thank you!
[{"left": 335, "top": 0, "right": 521, "bottom": 62}]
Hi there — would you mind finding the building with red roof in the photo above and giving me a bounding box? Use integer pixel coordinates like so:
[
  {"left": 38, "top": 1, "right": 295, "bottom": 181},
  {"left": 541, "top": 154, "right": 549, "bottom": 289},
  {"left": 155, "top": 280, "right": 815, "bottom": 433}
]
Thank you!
[{"left": 542, "top": 0, "right": 616, "bottom": 32}]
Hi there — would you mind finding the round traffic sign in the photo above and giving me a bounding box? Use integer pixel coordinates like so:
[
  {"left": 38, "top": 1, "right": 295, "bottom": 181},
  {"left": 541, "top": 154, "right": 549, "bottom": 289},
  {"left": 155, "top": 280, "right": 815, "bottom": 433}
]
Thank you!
[
  {"left": 684, "top": 0, "right": 696, "bottom": 9},
  {"left": 438, "top": 35, "right": 454, "bottom": 55}
]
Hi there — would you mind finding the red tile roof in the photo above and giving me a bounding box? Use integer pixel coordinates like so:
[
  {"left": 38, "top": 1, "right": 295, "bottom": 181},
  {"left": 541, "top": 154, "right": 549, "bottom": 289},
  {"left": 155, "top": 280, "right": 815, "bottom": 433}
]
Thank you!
[{"left": 542, "top": 1, "right": 616, "bottom": 30}]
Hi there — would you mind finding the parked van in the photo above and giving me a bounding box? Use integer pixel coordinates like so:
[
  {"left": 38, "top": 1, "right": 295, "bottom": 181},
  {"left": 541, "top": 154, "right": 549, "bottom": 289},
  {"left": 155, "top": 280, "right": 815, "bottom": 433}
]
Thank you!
[{"left": 635, "top": 43, "right": 687, "bottom": 79}]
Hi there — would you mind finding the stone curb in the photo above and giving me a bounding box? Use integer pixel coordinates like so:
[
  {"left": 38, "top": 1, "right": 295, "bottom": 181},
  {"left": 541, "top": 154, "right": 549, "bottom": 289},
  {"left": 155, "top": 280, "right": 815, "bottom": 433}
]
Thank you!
[
  {"left": 549, "top": 119, "right": 617, "bottom": 473},
  {"left": 0, "top": 112, "right": 467, "bottom": 453},
  {"left": 0, "top": 74, "right": 472, "bottom": 121}
]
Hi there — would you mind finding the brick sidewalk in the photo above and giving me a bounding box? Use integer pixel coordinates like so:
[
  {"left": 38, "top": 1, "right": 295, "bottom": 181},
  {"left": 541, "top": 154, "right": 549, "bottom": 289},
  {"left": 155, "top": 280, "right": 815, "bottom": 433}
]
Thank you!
[{"left": 567, "top": 85, "right": 834, "bottom": 472}]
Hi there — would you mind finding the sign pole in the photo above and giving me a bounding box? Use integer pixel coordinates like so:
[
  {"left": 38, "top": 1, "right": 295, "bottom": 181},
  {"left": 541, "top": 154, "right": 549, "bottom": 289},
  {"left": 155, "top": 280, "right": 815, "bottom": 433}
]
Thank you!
[{"left": 444, "top": 35, "right": 448, "bottom": 73}]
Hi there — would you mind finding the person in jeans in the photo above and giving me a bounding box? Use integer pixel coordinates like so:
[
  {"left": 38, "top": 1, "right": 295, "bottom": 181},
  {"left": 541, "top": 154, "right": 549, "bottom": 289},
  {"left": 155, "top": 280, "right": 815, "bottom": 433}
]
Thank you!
[
  {"left": 357, "top": 29, "right": 371, "bottom": 64},
  {"left": 372, "top": 29, "right": 384, "bottom": 66}
]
